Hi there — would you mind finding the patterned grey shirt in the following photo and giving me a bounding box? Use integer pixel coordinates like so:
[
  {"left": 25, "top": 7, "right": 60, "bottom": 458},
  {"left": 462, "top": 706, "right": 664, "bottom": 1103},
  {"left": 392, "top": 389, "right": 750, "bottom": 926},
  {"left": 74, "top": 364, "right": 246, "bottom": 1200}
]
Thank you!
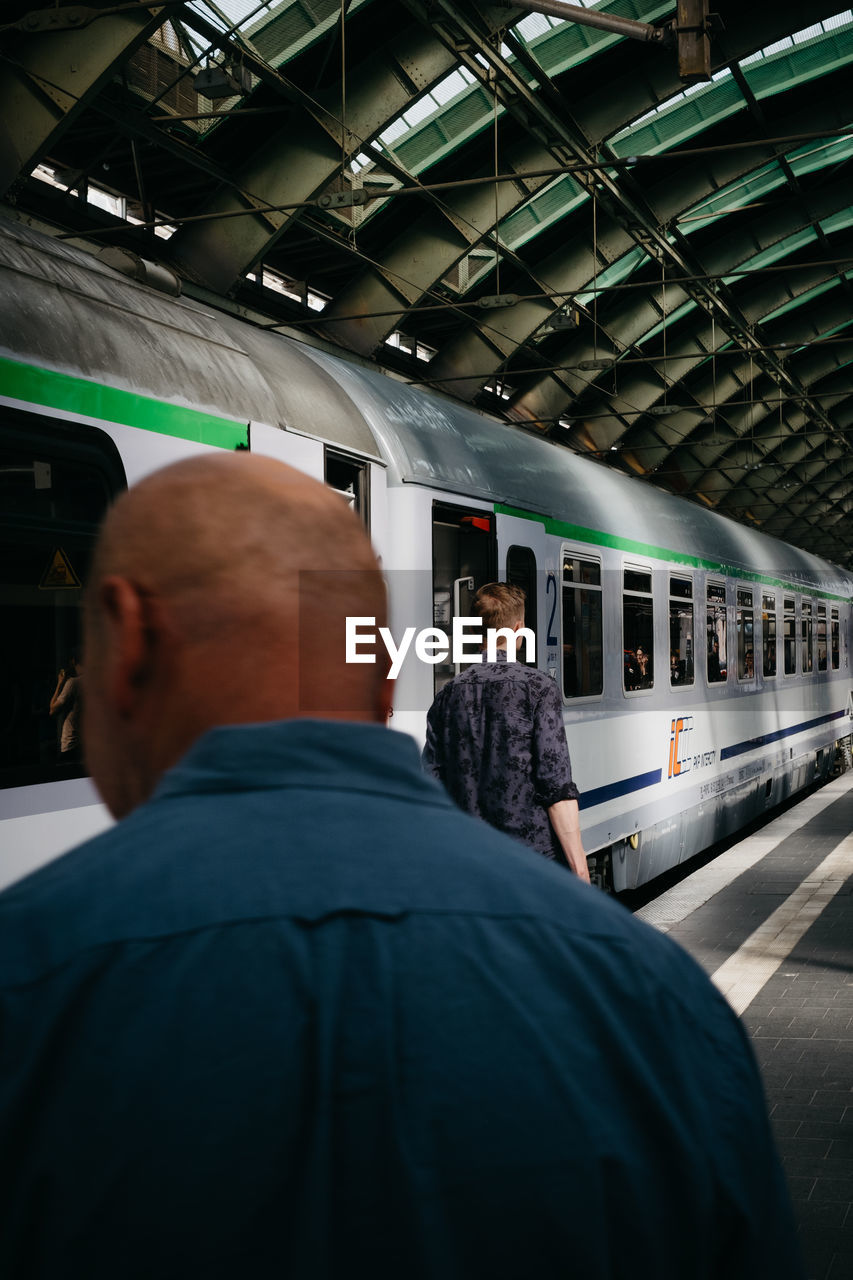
[{"left": 422, "top": 650, "right": 580, "bottom": 861}]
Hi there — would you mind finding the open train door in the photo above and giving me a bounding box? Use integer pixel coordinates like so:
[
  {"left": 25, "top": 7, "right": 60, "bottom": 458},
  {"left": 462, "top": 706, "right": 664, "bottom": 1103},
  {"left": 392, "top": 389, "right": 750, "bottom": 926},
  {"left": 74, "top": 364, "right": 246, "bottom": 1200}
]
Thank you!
[{"left": 431, "top": 501, "right": 496, "bottom": 694}]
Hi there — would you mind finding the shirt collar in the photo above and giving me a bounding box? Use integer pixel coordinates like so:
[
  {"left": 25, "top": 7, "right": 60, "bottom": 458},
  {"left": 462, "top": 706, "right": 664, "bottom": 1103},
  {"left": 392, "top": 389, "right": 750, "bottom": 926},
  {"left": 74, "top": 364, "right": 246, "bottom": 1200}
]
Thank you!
[{"left": 152, "top": 719, "right": 452, "bottom": 808}]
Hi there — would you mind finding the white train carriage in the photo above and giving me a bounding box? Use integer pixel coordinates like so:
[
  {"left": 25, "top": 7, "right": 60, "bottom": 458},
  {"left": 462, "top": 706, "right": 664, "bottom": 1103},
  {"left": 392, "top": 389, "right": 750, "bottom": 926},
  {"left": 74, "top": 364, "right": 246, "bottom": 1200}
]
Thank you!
[{"left": 1, "top": 212, "right": 851, "bottom": 892}]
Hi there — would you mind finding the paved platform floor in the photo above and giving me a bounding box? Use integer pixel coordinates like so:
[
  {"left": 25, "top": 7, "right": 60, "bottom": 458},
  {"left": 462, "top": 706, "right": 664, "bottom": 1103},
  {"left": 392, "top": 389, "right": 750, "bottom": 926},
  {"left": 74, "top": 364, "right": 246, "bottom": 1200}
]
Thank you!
[{"left": 636, "top": 773, "right": 853, "bottom": 1280}]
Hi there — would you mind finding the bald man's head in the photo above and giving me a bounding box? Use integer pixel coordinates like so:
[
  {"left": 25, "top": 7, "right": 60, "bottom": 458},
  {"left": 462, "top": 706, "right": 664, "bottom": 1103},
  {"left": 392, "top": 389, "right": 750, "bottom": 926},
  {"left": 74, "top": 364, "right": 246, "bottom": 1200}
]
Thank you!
[{"left": 83, "top": 451, "right": 390, "bottom": 818}]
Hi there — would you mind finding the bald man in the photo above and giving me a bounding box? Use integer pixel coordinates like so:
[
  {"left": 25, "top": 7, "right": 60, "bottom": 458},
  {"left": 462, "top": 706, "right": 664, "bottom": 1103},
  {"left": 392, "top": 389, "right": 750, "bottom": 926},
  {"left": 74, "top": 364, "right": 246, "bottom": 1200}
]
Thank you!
[
  {"left": 0, "top": 454, "right": 801, "bottom": 1280},
  {"left": 79, "top": 452, "right": 391, "bottom": 819}
]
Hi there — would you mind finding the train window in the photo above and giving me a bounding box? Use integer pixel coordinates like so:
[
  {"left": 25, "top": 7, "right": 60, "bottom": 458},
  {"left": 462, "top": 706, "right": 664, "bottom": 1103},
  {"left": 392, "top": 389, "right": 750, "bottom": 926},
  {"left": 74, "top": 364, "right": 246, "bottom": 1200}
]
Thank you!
[
  {"left": 783, "top": 597, "right": 796, "bottom": 675},
  {"left": 736, "top": 589, "right": 755, "bottom": 681},
  {"left": 623, "top": 566, "right": 653, "bottom": 692},
  {"left": 801, "top": 600, "right": 813, "bottom": 674},
  {"left": 669, "top": 575, "right": 693, "bottom": 687},
  {"left": 1, "top": 419, "right": 125, "bottom": 790},
  {"left": 506, "top": 545, "right": 537, "bottom": 667},
  {"left": 817, "top": 604, "right": 827, "bottom": 672},
  {"left": 562, "top": 554, "right": 603, "bottom": 698},
  {"left": 762, "top": 594, "right": 777, "bottom": 677},
  {"left": 831, "top": 607, "right": 840, "bottom": 669},
  {"left": 706, "top": 581, "right": 727, "bottom": 683},
  {"left": 324, "top": 449, "right": 369, "bottom": 526}
]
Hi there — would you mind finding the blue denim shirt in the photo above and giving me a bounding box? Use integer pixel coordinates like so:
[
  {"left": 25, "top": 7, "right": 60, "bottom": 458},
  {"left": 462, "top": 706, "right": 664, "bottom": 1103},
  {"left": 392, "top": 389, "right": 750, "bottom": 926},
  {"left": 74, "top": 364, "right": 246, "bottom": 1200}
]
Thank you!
[{"left": 422, "top": 650, "right": 579, "bottom": 859}]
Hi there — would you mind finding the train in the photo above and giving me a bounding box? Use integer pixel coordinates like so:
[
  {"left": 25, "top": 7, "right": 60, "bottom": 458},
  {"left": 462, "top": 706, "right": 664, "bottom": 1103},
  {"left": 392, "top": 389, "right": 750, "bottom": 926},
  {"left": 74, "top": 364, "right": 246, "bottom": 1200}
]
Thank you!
[{"left": 1, "top": 210, "right": 851, "bottom": 893}]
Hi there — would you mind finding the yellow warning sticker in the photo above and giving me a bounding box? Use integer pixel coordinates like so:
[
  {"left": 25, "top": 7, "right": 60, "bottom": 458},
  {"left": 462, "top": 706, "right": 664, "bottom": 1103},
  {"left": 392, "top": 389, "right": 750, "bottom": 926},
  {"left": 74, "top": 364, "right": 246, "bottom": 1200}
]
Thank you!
[{"left": 39, "top": 547, "right": 82, "bottom": 591}]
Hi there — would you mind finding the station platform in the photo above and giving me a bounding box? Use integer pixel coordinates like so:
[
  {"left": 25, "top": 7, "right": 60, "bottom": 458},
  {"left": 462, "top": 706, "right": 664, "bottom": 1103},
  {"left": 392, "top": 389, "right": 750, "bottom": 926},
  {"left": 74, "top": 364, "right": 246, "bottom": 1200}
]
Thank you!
[{"left": 635, "top": 773, "right": 853, "bottom": 1280}]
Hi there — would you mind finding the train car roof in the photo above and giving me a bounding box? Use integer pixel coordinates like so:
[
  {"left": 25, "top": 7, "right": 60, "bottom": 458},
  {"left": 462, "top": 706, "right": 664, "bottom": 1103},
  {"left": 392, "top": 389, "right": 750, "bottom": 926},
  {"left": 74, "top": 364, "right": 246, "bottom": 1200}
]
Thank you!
[
  {"left": 0, "top": 215, "right": 382, "bottom": 462},
  {"left": 306, "top": 348, "right": 852, "bottom": 597},
  {"left": 2, "top": 214, "right": 849, "bottom": 598}
]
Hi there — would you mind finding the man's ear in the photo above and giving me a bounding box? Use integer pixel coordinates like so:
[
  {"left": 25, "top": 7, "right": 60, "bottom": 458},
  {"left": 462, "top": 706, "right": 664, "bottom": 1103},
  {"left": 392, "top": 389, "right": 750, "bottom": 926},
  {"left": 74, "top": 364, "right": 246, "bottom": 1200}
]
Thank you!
[{"left": 97, "top": 576, "right": 161, "bottom": 718}]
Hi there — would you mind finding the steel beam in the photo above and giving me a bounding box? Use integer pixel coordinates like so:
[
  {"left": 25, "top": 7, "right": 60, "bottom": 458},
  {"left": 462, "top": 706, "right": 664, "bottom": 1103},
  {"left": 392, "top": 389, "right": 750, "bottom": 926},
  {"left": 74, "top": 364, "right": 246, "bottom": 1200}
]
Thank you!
[
  {"left": 513, "top": 171, "right": 853, "bottom": 428},
  {"left": 421, "top": 0, "right": 850, "bottom": 484},
  {"left": 169, "top": 21, "right": 477, "bottom": 293},
  {"left": 494, "top": 0, "right": 669, "bottom": 45},
  {"left": 0, "top": 2, "right": 169, "bottom": 199},
  {"left": 320, "top": 138, "right": 558, "bottom": 354}
]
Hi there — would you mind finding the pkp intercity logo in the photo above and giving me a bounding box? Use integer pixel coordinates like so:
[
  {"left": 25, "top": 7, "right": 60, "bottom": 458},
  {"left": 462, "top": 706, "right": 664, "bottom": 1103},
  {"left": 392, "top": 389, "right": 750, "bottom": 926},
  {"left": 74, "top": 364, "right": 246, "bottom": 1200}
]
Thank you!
[{"left": 667, "top": 715, "right": 694, "bottom": 779}]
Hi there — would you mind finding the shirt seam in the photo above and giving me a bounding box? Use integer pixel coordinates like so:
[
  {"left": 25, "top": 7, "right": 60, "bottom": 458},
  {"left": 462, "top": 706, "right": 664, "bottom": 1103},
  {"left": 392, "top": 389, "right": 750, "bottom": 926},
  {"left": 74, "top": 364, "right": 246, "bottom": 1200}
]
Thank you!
[
  {"left": 152, "top": 780, "right": 455, "bottom": 806},
  {"left": 1, "top": 910, "right": 632, "bottom": 996}
]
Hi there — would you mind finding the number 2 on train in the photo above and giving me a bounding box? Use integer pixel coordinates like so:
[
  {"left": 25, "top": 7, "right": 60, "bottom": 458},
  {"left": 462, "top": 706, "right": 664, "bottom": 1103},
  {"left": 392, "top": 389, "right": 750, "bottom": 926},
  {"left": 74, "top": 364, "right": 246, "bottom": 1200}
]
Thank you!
[{"left": 546, "top": 571, "right": 558, "bottom": 647}]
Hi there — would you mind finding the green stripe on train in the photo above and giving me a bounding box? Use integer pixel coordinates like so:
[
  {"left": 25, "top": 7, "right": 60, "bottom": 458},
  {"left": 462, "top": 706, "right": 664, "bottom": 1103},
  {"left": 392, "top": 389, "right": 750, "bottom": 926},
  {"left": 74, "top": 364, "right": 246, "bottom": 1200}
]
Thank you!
[
  {"left": 495, "top": 502, "right": 850, "bottom": 603},
  {"left": 0, "top": 356, "right": 248, "bottom": 450}
]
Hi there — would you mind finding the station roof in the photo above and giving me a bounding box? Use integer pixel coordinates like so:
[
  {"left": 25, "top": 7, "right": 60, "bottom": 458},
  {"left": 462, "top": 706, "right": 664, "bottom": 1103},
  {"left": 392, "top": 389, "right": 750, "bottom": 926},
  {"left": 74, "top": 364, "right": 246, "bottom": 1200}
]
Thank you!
[{"left": 1, "top": 1, "right": 852, "bottom": 569}]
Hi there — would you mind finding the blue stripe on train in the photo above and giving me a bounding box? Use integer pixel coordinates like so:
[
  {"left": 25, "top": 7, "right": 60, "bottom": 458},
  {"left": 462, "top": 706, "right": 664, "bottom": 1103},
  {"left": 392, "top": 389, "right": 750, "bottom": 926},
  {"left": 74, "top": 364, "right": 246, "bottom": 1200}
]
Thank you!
[
  {"left": 579, "top": 769, "right": 663, "bottom": 810},
  {"left": 578, "top": 707, "right": 846, "bottom": 809},
  {"left": 720, "top": 709, "right": 846, "bottom": 761}
]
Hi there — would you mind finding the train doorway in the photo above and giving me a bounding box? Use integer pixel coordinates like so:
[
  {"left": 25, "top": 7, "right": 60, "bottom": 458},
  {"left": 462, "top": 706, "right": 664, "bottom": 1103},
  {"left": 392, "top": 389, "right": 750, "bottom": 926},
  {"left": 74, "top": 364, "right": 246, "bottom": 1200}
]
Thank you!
[{"left": 431, "top": 502, "right": 496, "bottom": 694}]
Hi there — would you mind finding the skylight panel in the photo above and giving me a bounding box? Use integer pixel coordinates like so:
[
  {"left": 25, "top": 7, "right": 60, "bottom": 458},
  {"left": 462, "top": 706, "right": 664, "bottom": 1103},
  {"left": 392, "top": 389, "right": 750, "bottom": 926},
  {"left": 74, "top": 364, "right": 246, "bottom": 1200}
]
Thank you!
[
  {"left": 624, "top": 78, "right": 709, "bottom": 130},
  {"left": 33, "top": 163, "right": 63, "bottom": 189},
  {"left": 189, "top": 1, "right": 272, "bottom": 31},
  {"left": 630, "top": 90, "right": 686, "bottom": 128},
  {"left": 515, "top": 12, "right": 552, "bottom": 40},
  {"left": 384, "top": 332, "right": 435, "bottom": 363},
  {"left": 262, "top": 267, "right": 327, "bottom": 311},
  {"left": 88, "top": 186, "right": 123, "bottom": 217},
  {"left": 763, "top": 36, "right": 794, "bottom": 56},
  {"left": 403, "top": 97, "right": 437, "bottom": 128},
  {"left": 749, "top": 11, "right": 853, "bottom": 59},
  {"left": 608, "top": 66, "right": 733, "bottom": 150},
  {"left": 431, "top": 69, "right": 469, "bottom": 105},
  {"left": 612, "top": 9, "right": 853, "bottom": 162},
  {"left": 373, "top": 4, "right": 688, "bottom": 183},
  {"left": 792, "top": 24, "right": 824, "bottom": 43},
  {"left": 380, "top": 119, "right": 407, "bottom": 144}
]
